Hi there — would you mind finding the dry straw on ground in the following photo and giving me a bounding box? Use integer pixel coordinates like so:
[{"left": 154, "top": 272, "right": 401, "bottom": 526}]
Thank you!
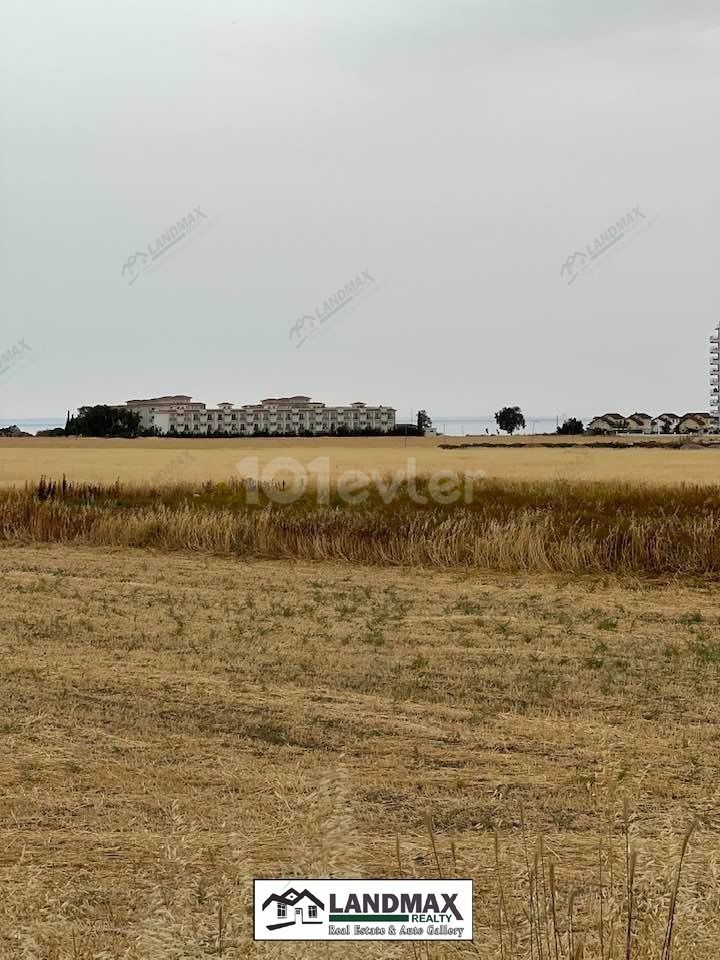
[
  {"left": 0, "top": 546, "right": 719, "bottom": 958},
  {"left": 2, "top": 471, "right": 719, "bottom": 957}
]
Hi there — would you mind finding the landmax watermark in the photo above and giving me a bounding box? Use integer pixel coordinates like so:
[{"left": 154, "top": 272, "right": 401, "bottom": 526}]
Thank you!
[
  {"left": 254, "top": 879, "right": 473, "bottom": 941},
  {"left": 0, "top": 339, "right": 42, "bottom": 384},
  {"left": 554, "top": 446, "right": 592, "bottom": 481},
  {"left": 289, "top": 268, "right": 386, "bottom": 348},
  {"left": 560, "top": 206, "right": 655, "bottom": 285},
  {"left": 150, "top": 451, "right": 195, "bottom": 486},
  {"left": 235, "top": 456, "right": 486, "bottom": 505},
  {"left": 121, "top": 206, "right": 218, "bottom": 285}
]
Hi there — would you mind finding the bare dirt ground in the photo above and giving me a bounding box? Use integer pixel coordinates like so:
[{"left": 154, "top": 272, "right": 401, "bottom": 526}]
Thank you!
[
  {"left": 1, "top": 545, "right": 718, "bottom": 957},
  {"left": 3, "top": 435, "right": 720, "bottom": 488}
]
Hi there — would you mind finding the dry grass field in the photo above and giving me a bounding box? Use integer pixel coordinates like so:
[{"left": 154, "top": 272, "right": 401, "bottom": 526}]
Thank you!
[
  {"left": 8, "top": 476, "right": 720, "bottom": 576},
  {"left": 1, "top": 545, "right": 719, "bottom": 958},
  {"left": 3, "top": 435, "right": 720, "bottom": 487},
  {"left": 2, "top": 448, "right": 720, "bottom": 957}
]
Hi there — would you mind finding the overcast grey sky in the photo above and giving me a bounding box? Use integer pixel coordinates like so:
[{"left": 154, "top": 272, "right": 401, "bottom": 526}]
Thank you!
[{"left": 1, "top": 0, "right": 718, "bottom": 420}]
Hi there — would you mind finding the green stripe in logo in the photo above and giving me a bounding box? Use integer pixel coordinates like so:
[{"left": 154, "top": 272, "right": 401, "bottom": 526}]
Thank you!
[{"left": 329, "top": 914, "right": 409, "bottom": 922}]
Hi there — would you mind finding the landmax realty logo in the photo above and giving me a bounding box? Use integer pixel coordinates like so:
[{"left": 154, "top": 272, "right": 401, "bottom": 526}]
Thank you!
[
  {"left": 289, "top": 268, "right": 386, "bottom": 348},
  {"left": 121, "top": 206, "right": 218, "bottom": 285},
  {"left": 253, "top": 879, "right": 473, "bottom": 941},
  {"left": 560, "top": 206, "right": 655, "bottom": 285}
]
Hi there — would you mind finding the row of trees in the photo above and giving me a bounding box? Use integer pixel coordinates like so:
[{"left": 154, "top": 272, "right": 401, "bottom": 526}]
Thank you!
[{"left": 64, "top": 407, "right": 144, "bottom": 437}]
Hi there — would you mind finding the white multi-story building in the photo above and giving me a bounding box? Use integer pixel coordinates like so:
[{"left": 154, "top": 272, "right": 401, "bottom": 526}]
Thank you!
[
  {"left": 125, "top": 395, "right": 396, "bottom": 435},
  {"left": 711, "top": 324, "right": 720, "bottom": 427}
]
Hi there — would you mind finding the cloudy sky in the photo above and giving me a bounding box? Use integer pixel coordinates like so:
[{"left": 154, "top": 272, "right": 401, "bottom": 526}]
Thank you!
[{"left": 1, "top": 0, "right": 718, "bottom": 421}]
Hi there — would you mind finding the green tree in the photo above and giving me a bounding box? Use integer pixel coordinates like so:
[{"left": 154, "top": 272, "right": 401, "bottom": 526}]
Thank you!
[
  {"left": 495, "top": 405, "right": 526, "bottom": 435},
  {"left": 557, "top": 417, "right": 585, "bottom": 435},
  {"left": 417, "top": 409, "right": 432, "bottom": 434},
  {"left": 69, "top": 405, "right": 141, "bottom": 438}
]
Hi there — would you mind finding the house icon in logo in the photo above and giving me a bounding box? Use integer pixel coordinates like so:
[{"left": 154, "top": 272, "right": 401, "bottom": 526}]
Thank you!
[
  {"left": 261, "top": 887, "right": 325, "bottom": 931},
  {"left": 560, "top": 251, "right": 589, "bottom": 285}
]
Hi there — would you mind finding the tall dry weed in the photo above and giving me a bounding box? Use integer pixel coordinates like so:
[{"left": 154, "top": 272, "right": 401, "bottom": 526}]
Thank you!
[{"left": 4, "top": 477, "right": 720, "bottom": 575}]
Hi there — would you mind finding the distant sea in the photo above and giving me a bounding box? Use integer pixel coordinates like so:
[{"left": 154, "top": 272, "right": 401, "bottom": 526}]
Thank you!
[
  {"left": 1, "top": 416, "right": 586, "bottom": 438},
  {"left": 429, "top": 417, "right": 588, "bottom": 437},
  {"left": 0, "top": 418, "right": 65, "bottom": 435}
]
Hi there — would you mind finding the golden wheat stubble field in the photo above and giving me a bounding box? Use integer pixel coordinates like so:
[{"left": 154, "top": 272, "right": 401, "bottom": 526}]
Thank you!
[
  {"left": 1, "top": 545, "right": 719, "bottom": 958},
  {"left": 3, "top": 435, "right": 720, "bottom": 486}
]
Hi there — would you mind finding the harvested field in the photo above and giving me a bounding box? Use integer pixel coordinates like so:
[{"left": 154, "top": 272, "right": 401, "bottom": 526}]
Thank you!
[
  {"left": 3, "top": 435, "right": 720, "bottom": 487},
  {"left": 0, "top": 545, "right": 718, "bottom": 958}
]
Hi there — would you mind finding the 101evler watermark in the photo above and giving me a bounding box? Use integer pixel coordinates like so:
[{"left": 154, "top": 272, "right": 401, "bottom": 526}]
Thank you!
[
  {"left": 560, "top": 206, "right": 656, "bottom": 285},
  {"left": 236, "top": 456, "right": 486, "bottom": 505},
  {"left": 253, "top": 879, "right": 473, "bottom": 941}
]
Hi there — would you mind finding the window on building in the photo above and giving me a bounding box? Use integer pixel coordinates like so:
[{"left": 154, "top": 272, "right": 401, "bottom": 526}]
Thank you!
[
  {"left": 277, "top": 903, "right": 286, "bottom": 918},
  {"left": 308, "top": 905, "right": 317, "bottom": 919}
]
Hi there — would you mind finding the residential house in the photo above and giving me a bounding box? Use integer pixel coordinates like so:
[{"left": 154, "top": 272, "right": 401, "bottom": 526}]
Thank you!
[
  {"left": 625, "top": 413, "right": 652, "bottom": 434},
  {"left": 587, "top": 413, "right": 628, "bottom": 434},
  {"left": 676, "top": 413, "right": 715, "bottom": 434},
  {"left": 650, "top": 413, "right": 679, "bottom": 434}
]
